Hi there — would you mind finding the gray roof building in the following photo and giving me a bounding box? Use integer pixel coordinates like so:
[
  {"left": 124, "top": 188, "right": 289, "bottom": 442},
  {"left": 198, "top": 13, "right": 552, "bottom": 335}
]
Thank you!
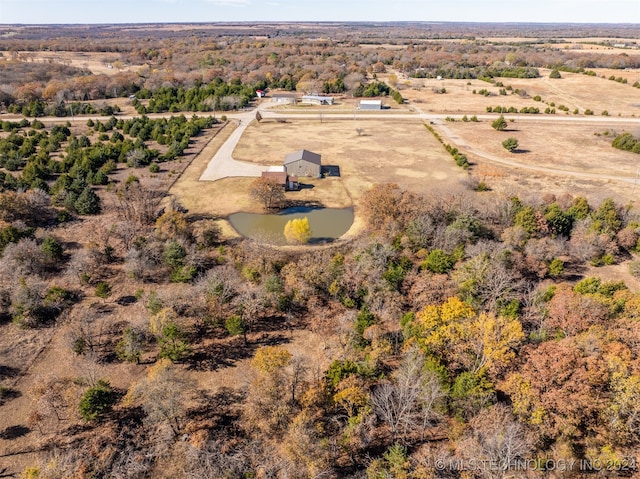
[
  {"left": 284, "top": 149, "right": 322, "bottom": 178},
  {"left": 272, "top": 93, "right": 298, "bottom": 104}
]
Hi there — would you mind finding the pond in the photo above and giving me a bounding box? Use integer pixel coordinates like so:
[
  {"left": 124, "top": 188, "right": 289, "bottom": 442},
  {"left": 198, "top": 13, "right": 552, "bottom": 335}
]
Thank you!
[{"left": 228, "top": 206, "right": 354, "bottom": 245}]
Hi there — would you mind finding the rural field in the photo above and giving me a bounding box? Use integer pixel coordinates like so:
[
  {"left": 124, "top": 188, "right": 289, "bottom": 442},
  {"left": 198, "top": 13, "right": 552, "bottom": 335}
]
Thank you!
[
  {"left": 170, "top": 67, "right": 640, "bottom": 233},
  {"left": 2, "top": 21, "right": 640, "bottom": 479}
]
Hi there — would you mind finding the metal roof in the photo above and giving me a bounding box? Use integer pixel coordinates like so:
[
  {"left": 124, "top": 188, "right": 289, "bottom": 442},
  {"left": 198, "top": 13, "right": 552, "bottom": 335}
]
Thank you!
[
  {"left": 284, "top": 149, "right": 322, "bottom": 165},
  {"left": 301, "top": 95, "right": 334, "bottom": 102},
  {"left": 261, "top": 171, "right": 287, "bottom": 184}
]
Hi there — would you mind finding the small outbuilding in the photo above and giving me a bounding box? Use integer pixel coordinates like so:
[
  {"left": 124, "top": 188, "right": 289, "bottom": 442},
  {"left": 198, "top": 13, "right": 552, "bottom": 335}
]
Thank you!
[
  {"left": 261, "top": 169, "right": 299, "bottom": 191},
  {"left": 284, "top": 149, "right": 322, "bottom": 178},
  {"left": 359, "top": 99, "right": 382, "bottom": 110}
]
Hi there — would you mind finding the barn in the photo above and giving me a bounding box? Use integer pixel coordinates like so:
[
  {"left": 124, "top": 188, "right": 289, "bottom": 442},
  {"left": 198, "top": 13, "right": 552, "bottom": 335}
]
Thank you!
[{"left": 284, "top": 149, "right": 322, "bottom": 178}]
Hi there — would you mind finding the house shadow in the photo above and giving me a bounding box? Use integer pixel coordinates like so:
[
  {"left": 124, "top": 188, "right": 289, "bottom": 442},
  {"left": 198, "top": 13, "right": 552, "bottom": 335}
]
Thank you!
[
  {"left": 298, "top": 183, "right": 315, "bottom": 190},
  {"left": 322, "top": 165, "right": 341, "bottom": 177}
]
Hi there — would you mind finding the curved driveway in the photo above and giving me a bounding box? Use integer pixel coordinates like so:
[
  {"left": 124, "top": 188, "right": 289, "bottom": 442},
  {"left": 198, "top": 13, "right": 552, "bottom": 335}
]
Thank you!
[{"left": 199, "top": 106, "right": 269, "bottom": 181}]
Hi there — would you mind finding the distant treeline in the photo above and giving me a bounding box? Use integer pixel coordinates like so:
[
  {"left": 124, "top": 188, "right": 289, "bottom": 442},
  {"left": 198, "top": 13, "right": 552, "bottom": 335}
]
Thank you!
[{"left": 411, "top": 65, "right": 540, "bottom": 80}]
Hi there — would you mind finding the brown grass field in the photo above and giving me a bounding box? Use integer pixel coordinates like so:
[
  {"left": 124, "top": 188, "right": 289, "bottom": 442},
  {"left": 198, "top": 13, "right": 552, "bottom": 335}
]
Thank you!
[
  {"left": 169, "top": 118, "right": 469, "bottom": 232},
  {"left": 0, "top": 50, "right": 146, "bottom": 76},
  {"left": 395, "top": 68, "right": 640, "bottom": 116},
  {"left": 166, "top": 66, "right": 640, "bottom": 240}
]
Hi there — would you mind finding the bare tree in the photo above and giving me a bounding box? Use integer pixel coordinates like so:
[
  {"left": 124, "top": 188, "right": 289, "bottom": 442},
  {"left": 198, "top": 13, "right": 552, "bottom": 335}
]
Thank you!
[
  {"left": 180, "top": 440, "right": 250, "bottom": 479},
  {"left": 249, "top": 177, "right": 285, "bottom": 210},
  {"left": 453, "top": 251, "right": 522, "bottom": 311},
  {"left": 125, "top": 359, "right": 194, "bottom": 435},
  {"left": 233, "top": 286, "right": 266, "bottom": 344},
  {"left": 112, "top": 182, "right": 162, "bottom": 226},
  {"left": 371, "top": 348, "right": 444, "bottom": 442},
  {"left": 458, "top": 404, "right": 534, "bottom": 479},
  {"left": 1, "top": 238, "right": 47, "bottom": 278},
  {"left": 196, "top": 264, "right": 241, "bottom": 322}
]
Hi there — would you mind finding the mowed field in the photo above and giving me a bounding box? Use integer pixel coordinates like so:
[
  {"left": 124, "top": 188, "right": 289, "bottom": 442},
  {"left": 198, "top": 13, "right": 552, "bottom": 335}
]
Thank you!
[{"left": 170, "top": 66, "right": 640, "bottom": 230}]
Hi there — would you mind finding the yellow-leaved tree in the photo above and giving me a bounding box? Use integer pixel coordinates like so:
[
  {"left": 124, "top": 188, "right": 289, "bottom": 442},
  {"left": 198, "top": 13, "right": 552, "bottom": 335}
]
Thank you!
[
  {"left": 407, "top": 296, "right": 523, "bottom": 375},
  {"left": 409, "top": 296, "right": 475, "bottom": 356},
  {"left": 284, "top": 216, "right": 312, "bottom": 244},
  {"left": 244, "top": 346, "right": 294, "bottom": 435},
  {"left": 251, "top": 345, "right": 292, "bottom": 374},
  {"left": 463, "top": 312, "right": 524, "bottom": 374}
]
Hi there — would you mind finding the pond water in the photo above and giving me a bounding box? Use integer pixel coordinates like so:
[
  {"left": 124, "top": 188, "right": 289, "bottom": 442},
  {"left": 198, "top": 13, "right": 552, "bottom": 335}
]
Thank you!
[{"left": 228, "top": 206, "right": 354, "bottom": 245}]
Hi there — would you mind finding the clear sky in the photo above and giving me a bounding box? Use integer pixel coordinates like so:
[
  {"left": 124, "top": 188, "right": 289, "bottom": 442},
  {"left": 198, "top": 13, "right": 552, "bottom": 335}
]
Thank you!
[{"left": 1, "top": 0, "right": 639, "bottom": 24}]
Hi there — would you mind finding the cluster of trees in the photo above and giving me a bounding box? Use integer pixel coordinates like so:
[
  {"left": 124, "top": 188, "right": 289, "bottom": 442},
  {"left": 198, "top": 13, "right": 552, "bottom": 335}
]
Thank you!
[
  {"left": 487, "top": 105, "right": 541, "bottom": 114},
  {"left": 0, "top": 114, "right": 214, "bottom": 218},
  {"left": 424, "top": 123, "right": 470, "bottom": 169},
  {"left": 612, "top": 132, "right": 640, "bottom": 154},
  {"left": 6, "top": 99, "right": 120, "bottom": 118},
  {"left": 411, "top": 64, "right": 540, "bottom": 80},
  {"left": 3, "top": 22, "right": 640, "bottom": 478},
  {"left": 133, "top": 78, "right": 264, "bottom": 114},
  {"left": 353, "top": 81, "right": 404, "bottom": 104},
  {"left": 2, "top": 23, "right": 638, "bottom": 116}
]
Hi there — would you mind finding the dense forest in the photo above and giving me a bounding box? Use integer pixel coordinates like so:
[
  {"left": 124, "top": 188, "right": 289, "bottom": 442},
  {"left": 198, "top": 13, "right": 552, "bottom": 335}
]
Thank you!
[
  {"left": 2, "top": 170, "right": 640, "bottom": 477},
  {"left": 1, "top": 22, "right": 640, "bottom": 479}
]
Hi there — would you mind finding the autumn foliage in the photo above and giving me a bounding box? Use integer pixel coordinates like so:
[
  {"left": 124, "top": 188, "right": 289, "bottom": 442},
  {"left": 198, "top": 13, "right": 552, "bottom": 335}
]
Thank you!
[{"left": 283, "top": 216, "right": 312, "bottom": 244}]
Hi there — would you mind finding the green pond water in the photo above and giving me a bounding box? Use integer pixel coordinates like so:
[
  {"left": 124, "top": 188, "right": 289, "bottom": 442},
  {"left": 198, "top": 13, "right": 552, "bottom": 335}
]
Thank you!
[{"left": 228, "top": 207, "right": 354, "bottom": 244}]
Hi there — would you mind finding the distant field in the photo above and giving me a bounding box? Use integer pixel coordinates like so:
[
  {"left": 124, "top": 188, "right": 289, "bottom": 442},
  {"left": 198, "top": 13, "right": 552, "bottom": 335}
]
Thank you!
[
  {"left": 0, "top": 50, "right": 145, "bottom": 75},
  {"left": 395, "top": 68, "right": 640, "bottom": 117}
]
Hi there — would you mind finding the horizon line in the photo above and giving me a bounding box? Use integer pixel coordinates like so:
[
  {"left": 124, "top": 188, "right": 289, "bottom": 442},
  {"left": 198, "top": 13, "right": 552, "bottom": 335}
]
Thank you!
[{"left": 2, "top": 20, "right": 639, "bottom": 26}]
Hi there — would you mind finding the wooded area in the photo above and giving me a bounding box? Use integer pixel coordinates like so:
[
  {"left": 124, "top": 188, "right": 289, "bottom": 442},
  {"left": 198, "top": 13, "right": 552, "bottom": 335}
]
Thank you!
[{"left": 0, "top": 21, "right": 640, "bottom": 478}]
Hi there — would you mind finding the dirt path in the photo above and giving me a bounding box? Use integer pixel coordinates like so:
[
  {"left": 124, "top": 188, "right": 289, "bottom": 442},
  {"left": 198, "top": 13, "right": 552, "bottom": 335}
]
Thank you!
[
  {"left": 431, "top": 119, "right": 640, "bottom": 185},
  {"left": 400, "top": 103, "right": 640, "bottom": 186}
]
